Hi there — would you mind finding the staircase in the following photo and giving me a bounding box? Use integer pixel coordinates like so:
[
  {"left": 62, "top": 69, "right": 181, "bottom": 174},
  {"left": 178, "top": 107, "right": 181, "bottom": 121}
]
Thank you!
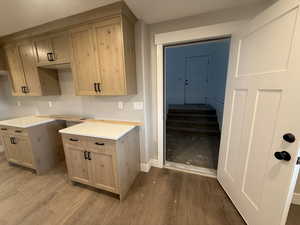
[{"left": 166, "top": 104, "right": 220, "bottom": 136}]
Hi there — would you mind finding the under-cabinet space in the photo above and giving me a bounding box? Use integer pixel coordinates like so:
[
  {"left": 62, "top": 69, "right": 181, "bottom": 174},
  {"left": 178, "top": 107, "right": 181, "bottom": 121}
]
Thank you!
[
  {"left": 34, "top": 32, "right": 70, "bottom": 67},
  {"left": 4, "top": 41, "right": 61, "bottom": 96}
]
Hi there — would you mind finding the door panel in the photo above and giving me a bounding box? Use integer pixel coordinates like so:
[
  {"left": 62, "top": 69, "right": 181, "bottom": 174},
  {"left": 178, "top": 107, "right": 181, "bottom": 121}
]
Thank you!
[
  {"left": 94, "top": 19, "right": 125, "bottom": 95},
  {"left": 15, "top": 136, "right": 34, "bottom": 168},
  {"left": 4, "top": 45, "right": 27, "bottom": 95},
  {"left": 65, "top": 146, "right": 91, "bottom": 184},
  {"left": 34, "top": 38, "right": 52, "bottom": 65},
  {"left": 51, "top": 33, "right": 70, "bottom": 63},
  {"left": 238, "top": 8, "right": 297, "bottom": 76},
  {"left": 218, "top": 1, "right": 300, "bottom": 225},
  {"left": 90, "top": 152, "right": 116, "bottom": 191},
  {"left": 3, "top": 135, "right": 20, "bottom": 164},
  {"left": 184, "top": 56, "right": 209, "bottom": 104},
  {"left": 18, "top": 42, "right": 42, "bottom": 96},
  {"left": 70, "top": 25, "right": 100, "bottom": 95}
]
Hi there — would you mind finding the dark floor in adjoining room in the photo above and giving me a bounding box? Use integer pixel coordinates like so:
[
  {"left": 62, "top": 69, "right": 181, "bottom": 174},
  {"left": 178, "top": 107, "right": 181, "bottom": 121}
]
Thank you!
[
  {"left": 286, "top": 204, "right": 300, "bottom": 225},
  {"left": 0, "top": 153, "right": 245, "bottom": 225},
  {"left": 166, "top": 104, "right": 220, "bottom": 169}
]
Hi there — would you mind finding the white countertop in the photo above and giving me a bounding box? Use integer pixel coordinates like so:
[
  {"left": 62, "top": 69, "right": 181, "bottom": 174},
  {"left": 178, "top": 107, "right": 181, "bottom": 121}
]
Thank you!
[
  {"left": 59, "top": 122, "right": 136, "bottom": 140},
  {"left": 0, "top": 116, "right": 55, "bottom": 128}
]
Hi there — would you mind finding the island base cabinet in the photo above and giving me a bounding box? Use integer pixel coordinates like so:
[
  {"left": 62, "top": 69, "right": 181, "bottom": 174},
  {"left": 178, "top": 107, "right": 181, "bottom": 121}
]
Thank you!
[{"left": 62, "top": 127, "right": 140, "bottom": 200}]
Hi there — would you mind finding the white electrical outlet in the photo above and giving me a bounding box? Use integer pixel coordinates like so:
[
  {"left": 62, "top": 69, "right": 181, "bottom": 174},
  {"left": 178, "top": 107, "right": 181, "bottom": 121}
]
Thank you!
[
  {"left": 134, "top": 102, "right": 144, "bottom": 110},
  {"left": 17, "top": 101, "right": 21, "bottom": 107},
  {"left": 118, "top": 101, "right": 124, "bottom": 109},
  {"left": 48, "top": 101, "right": 53, "bottom": 108}
]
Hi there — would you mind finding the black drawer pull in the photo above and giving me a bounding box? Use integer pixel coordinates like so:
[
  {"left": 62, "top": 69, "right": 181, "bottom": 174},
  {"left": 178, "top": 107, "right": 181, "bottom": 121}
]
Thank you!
[
  {"left": 15, "top": 130, "right": 22, "bottom": 133},
  {"left": 84, "top": 151, "right": 88, "bottom": 160},
  {"left": 95, "top": 142, "right": 105, "bottom": 146},
  {"left": 69, "top": 138, "right": 79, "bottom": 142},
  {"left": 87, "top": 152, "right": 91, "bottom": 160},
  {"left": 10, "top": 137, "right": 16, "bottom": 144},
  {"left": 1, "top": 128, "right": 7, "bottom": 131}
]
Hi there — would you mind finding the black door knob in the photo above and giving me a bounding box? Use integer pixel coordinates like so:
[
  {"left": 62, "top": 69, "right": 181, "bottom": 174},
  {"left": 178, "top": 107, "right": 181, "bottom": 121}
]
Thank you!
[
  {"left": 274, "top": 151, "right": 291, "bottom": 161},
  {"left": 283, "top": 133, "right": 296, "bottom": 143}
]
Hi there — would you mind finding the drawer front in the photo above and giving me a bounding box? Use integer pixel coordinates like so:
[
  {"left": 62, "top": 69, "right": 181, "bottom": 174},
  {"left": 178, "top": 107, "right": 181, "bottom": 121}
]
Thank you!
[
  {"left": 86, "top": 137, "right": 115, "bottom": 155},
  {"left": 0, "top": 126, "right": 10, "bottom": 134},
  {"left": 0, "top": 126, "right": 28, "bottom": 136},
  {"left": 11, "top": 127, "right": 28, "bottom": 136},
  {"left": 62, "top": 134, "right": 87, "bottom": 149}
]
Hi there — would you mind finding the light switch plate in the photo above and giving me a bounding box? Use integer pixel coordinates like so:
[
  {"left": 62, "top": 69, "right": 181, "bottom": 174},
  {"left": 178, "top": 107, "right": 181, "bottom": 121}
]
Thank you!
[
  {"left": 134, "top": 102, "right": 144, "bottom": 110},
  {"left": 48, "top": 101, "right": 53, "bottom": 108},
  {"left": 17, "top": 101, "right": 21, "bottom": 107},
  {"left": 118, "top": 101, "right": 124, "bottom": 110}
]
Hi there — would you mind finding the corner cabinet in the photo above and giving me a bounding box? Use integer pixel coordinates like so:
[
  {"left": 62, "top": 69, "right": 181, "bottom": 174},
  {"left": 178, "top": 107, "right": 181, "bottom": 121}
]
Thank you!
[
  {"left": 0, "top": 121, "right": 65, "bottom": 174},
  {"left": 70, "top": 16, "right": 137, "bottom": 96},
  {"left": 4, "top": 41, "right": 61, "bottom": 96}
]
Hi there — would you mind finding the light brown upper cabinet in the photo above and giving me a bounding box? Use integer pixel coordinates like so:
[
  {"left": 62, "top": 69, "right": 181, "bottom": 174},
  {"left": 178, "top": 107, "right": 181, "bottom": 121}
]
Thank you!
[
  {"left": 34, "top": 32, "right": 70, "bottom": 67},
  {"left": 69, "top": 25, "right": 101, "bottom": 96},
  {"left": 4, "top": 41, "right": 61, "bottom": 96},
  {"left": 70, "top": 16, "right": 137, "bottom": 96}
]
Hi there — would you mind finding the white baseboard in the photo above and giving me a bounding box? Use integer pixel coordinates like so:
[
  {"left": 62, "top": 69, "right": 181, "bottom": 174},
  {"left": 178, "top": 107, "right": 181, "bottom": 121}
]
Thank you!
[
  {"left": 149, "top": 159, "right": 161, "bottom": 168},
  {"left": 140, "top": 159, "right": 161, "bottom": 173},
  {"left": 140, "top": 162, "right": 151, "bottom": 172},
  {"left": 292, "top": 193, "right": 300, "bottom": 205}
]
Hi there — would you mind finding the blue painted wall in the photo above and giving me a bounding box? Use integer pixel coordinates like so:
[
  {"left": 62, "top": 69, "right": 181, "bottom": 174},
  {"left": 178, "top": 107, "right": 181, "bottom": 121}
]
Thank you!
[{"left": 165, "top": 38, "right": 230, "bottom": 127}]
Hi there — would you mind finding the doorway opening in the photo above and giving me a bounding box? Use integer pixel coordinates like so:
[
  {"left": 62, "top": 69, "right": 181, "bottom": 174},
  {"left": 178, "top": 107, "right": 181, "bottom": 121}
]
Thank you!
[
  {"left": 164, "top": 38, "right": 230, "bottom": 175},
  {"left": 286, "top": 171, "right": 300, "bottom": 225}
]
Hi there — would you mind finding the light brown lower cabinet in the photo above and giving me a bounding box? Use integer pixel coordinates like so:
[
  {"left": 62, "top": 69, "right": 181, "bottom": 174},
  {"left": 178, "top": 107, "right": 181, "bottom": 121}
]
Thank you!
[
  {"left": 62, "top": 128, "right": 140, "bottom": 200},
  {"left": 0, "top": 121, "right": 65, "bottom": 174}
]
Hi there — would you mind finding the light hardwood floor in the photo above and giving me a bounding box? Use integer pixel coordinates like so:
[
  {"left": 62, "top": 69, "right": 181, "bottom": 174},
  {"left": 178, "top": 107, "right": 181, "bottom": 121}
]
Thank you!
[{"left": 0, "top": 153, "right": 247, "bottom": 225}]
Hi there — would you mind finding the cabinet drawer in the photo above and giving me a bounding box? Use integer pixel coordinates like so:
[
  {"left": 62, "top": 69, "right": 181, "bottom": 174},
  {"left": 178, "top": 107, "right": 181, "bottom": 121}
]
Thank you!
[
  {"left": 86, "top": 137, "right": 115, "bottom": 155},
  {"left": 11, "top": 128, "right": 28, "bottom": 136},
  {"left": 62, "top": 134, "right": 87, "bottom": 148},
  {"left": 0, "top": 126, "right": 28, "bottom": 136},
  {"left": 0, "top": 126, "right": 10, "bottom": 134}
]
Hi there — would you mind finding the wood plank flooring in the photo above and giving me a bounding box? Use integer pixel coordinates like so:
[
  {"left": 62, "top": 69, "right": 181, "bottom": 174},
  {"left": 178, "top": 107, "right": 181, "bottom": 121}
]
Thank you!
[{"left": 0, "top": 153, "right": 247, "bottom": 225}]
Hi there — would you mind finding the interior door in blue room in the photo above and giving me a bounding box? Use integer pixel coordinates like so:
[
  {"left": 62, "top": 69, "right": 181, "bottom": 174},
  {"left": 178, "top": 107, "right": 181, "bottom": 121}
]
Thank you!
[{"left": 184, "top": 56, "right": 209, "bottom": 104}]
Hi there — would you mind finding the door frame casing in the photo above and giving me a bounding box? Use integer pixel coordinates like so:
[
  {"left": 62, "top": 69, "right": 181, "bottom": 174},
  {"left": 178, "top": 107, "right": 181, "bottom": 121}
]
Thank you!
[{"left": 155, "top": 21, "right": 245, "bottom": 168}]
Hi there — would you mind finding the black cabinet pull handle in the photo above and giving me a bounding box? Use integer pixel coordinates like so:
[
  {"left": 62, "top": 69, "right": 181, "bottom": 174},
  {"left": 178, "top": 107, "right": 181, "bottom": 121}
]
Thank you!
[
  {"left": 69, "top": 138, "right": 79, "bottom": 142},
  {"left": 84, "top": 151, "right": 88, "bottom": 160},
  {"left": 10, "top": 137, "right": 16, "bottom": 144},
  {"left": 97, "top": 83, "right": 101, "bottom": 93},
  {"left": 15, "top": 130, "right": 22, "bottom": 133},
  {"left": 1, "top": 128, "right": 7, "bottom": 131},
  {"left": 87, "top": 152, "right": 91, "bottom": 160},
  {"left": 95, "top": 142, "right": 104, "bottom": 146},
  {"left": 47, "top": 52, "right": 54, "bottom": 61},
  {"left": 21, "top": 86, "right": 29, "bottom": 94},
  {"left": 94, "top": 83, "right": 98, "bottom": 92}
]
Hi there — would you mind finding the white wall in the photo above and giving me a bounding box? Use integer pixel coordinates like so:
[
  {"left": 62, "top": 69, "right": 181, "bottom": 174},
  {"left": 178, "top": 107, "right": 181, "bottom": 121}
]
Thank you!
[
  {"left": 148, "top": 1, "right": 275, "bottom": 160},
  {"left": 165, "top": 39, "right": 230, "bottom": 127}
]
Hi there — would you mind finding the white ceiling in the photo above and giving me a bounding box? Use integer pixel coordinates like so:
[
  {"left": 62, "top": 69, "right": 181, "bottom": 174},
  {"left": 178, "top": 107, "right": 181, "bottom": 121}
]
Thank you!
[{"left": 0, "top": 0, "right": 267, "bottom": 36}]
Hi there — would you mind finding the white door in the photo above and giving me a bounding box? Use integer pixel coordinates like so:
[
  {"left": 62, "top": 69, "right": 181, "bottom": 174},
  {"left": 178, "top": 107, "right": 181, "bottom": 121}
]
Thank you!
[
  {"left": 184, "top": 56, "right": 209, "bottom": 104},
  {"left": 218, "top": 0, "right": 300, "bottom": 225}
]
